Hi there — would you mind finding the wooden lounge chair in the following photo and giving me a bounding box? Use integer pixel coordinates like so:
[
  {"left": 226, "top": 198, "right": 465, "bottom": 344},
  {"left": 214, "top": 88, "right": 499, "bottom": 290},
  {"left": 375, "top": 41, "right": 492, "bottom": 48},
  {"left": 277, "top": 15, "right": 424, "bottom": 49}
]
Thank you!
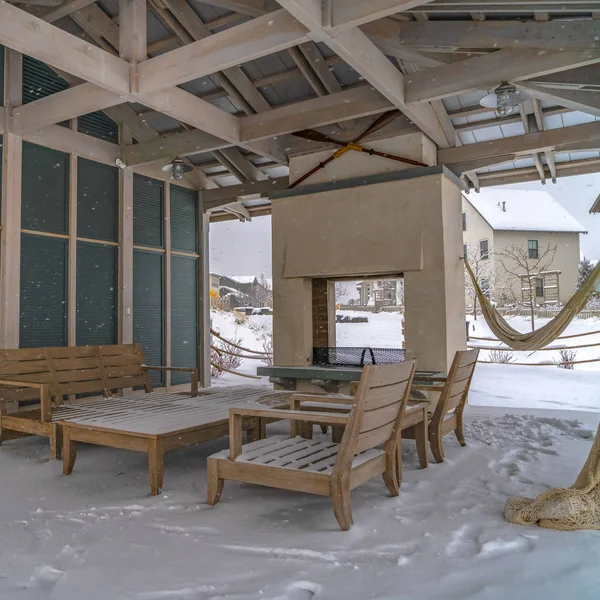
[
  {"left": 404, "top": 348, "right": 479, "bottom": 462},
  {"left": 206, "top": 361, "right": 416, "bottom": 530}
]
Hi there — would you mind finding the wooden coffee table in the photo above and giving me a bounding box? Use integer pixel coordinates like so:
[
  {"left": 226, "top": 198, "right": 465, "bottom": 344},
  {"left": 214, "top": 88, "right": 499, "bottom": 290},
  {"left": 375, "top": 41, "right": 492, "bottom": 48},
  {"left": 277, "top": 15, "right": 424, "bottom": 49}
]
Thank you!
[{"left": 59, "top": 386, "right": 291, "bottom": 495}]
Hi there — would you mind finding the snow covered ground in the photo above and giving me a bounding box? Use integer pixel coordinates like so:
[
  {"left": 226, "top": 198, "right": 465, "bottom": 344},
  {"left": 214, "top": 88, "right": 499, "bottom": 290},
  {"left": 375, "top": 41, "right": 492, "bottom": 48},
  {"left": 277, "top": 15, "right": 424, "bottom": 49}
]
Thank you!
[{"left": 2, "top": 311, "right": 600, "bottom": 599}]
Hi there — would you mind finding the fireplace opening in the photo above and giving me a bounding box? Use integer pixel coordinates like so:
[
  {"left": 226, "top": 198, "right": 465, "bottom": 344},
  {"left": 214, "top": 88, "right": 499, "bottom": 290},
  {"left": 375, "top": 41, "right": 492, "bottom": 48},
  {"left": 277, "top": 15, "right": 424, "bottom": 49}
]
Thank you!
[{"left": 312, "top": 278, "right": 405, "bottom": 368}]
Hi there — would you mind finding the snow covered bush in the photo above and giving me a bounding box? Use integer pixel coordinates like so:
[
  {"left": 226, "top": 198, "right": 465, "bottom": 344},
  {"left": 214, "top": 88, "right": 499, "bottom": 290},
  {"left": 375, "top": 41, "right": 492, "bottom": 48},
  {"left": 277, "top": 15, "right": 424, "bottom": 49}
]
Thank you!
[
  {"left": 260, "top": 332, "right": 274, "bottom": 366},
  {"left": 488, "top": 349, "right": 514, "bottom": 364},
  {"left": 211, "top": 334, "right": 244, "bottom": 376},
  {"left": 557, "top": 349, "right": 576, "bottom": 370}
]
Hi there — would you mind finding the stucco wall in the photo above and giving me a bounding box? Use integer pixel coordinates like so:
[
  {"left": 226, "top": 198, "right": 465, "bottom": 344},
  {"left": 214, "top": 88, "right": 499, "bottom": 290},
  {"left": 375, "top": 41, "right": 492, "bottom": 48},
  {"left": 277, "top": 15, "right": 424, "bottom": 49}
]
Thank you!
[
  {"left": 493, "top": 230, "right": 581, "bottom": 304},
  {"left": 272, "top": 171, "right": 466, "bottom": 373}
]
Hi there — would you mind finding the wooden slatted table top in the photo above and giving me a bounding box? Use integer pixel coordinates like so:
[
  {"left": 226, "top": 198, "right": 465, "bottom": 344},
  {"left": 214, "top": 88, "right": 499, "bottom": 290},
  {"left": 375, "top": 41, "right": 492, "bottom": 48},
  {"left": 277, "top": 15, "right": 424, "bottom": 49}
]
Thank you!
[{"left": 56, "top": 386, "right": 292, "bottom": 436}]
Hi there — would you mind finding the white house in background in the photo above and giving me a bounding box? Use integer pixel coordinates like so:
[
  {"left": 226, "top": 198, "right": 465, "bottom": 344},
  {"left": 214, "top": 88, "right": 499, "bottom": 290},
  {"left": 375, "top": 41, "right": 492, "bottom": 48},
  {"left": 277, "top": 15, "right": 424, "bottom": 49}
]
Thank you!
[{"left": 462, "top": 190, "right": 587, "bottom": 306}]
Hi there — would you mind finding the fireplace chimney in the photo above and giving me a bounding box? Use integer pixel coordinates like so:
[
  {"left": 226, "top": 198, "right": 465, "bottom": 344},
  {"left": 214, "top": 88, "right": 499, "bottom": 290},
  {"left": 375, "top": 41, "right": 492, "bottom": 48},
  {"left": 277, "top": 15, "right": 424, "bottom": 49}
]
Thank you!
[{"left": 502, "top": 201, "right": 506, "bottom": 212}]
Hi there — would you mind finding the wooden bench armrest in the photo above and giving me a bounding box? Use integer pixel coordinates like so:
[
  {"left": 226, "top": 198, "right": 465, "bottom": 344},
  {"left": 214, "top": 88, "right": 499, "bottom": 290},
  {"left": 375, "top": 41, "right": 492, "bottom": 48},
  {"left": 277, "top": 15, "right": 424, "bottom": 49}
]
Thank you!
[
  {"left": 414, "top": 375, "right": 447, "bottom": 383},
  {"left": 411, "top": 384, "right": 444, "bottom": 393},
  {"left": 289, "top": 393, "right": 355, "bottom": 408},
  {"left": 0, "top": 379, "right": 53, "bottom": 422},
  {"left": 142, "top": 365, "right": 199, "bottom": 397},
  {"left": 228, "top": 407, "right": 349, "bottom": 459}
]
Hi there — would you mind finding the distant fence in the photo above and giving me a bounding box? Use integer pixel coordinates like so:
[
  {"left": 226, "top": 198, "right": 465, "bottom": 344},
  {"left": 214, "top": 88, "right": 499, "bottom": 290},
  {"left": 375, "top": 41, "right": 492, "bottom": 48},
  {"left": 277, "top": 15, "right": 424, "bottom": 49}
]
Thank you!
[
  {"left": 496, "top": 307, "right": 600, "bottom": 320},
  {"left": 338, "top": 305, "right": 403, "bottom": 313}
]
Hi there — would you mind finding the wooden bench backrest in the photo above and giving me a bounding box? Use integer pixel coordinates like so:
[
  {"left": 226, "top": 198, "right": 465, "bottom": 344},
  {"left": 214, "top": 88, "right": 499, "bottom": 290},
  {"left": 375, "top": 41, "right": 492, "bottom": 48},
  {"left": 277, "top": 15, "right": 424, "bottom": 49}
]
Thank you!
[
  {"left": 0, "top": 344, "right": 152, "bottom": 408},
  {"left": 335, "top": 361, "right": 416, "bottom": 470},
  {"left": 99, "top": 344, "right": 152, "bottom": 394},
  {"left": 432, "top": 349, "right": 479, "bottom": 423},
  {"left": 0, "top": 348, "right": 57, "bottom": 405}
]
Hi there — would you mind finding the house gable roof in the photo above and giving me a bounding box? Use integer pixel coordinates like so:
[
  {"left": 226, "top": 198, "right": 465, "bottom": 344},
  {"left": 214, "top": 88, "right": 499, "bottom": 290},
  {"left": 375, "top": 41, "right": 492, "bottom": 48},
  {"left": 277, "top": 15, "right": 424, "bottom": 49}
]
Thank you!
[{"left": 463, "top": 190, "right": 587, "bottom": 234}]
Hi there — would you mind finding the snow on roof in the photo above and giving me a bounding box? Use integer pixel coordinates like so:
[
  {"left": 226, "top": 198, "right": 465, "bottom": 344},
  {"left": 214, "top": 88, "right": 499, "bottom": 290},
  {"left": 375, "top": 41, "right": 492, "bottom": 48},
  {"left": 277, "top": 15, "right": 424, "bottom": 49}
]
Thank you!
[
  {"left": 229, "top": 276, "right": 257, "bottom": 284},
  {"left": 464, "top": 190, "right": 587, "bottom": 234}
]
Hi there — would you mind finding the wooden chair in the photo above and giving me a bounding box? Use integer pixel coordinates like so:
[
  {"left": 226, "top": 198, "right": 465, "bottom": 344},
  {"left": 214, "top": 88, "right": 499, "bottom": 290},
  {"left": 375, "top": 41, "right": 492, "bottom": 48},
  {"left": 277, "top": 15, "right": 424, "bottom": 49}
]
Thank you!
[
  {"left": 206, "top": 361, "right": 416, "bottom": 530},
  {"left": 404, "top": 349, "right": 480, "bottom": 463}
]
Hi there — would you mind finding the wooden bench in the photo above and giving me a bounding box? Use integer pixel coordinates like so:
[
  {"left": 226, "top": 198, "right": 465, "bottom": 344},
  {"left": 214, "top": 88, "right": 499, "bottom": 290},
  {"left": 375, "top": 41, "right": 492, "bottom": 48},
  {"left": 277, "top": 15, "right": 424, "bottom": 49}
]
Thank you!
[
  {"left": 0, "top": 344, "right": 198, "bottom": 459},
  {"left": 60, "top": 386, "right": 291, "bottom": 495}
]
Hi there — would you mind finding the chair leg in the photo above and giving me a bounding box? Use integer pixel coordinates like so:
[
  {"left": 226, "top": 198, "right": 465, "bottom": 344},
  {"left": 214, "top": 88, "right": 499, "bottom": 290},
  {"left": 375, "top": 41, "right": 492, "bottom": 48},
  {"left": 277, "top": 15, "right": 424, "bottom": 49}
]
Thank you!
[
  {"left": 383, "top": 446, "right": 400, "bottom": 496},
  {"left": 330, "top": 477, "right": 353, "bottom": 531},
  {"left": 320, "top": 424, "right": 328, "bottom": 434},
  {"left": 455, "top": 411, "right": 466, "bottom": 447},
  {"left": 414, "top": 413, "right": 429, "bottom": 468},
  {"left": 429, "top": 425, "right": 444, "bottom": 463},
  {"left": 50, "top": 424, "right": 63, "bottom": 460},
  {"left": 148, "top": 440, "right": 164, "bottom": 496},
  {"left": 206, "top": 458, "right": 225, "bottom": 506},
  {"left": 62, "top": 428, "right": 78, "bottom": 475},
  {"left": 247, "top": 418, "right": 261, "bottom": 443},
  {"left": 331, "top": 426, "right": 344, "bottom": 444}
]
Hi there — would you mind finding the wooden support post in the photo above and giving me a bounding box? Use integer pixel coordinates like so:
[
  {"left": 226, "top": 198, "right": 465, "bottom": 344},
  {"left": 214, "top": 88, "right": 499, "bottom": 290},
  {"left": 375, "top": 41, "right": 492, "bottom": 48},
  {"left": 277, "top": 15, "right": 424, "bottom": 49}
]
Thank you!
[
  {"left": 198, "top": 193, "right": 211, "bottom": 388},
  {"left": 0, "top": 50, "right": 23, "bottom": 349},
  {"left": 68, "top": 141, "right": 78, "bottom": 347},
  {"left": 119, "top": 124, "right": 134, "bottom": 344},
  {"left": 164, "top": 181, "right": 172, "bottom": 389}
]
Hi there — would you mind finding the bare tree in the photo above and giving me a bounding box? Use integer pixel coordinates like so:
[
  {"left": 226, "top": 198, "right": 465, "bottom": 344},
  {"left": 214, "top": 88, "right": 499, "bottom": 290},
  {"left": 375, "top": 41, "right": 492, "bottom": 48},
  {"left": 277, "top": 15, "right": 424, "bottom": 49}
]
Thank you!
[
  {"left": 497, "top": 243, "right": 557, "bottom": 330},
  {"left": 334, "top": 281, "right": 349, "bottom": 302},
  {"left": 464, "top": 244, "right": 494, "bottom": 320},
  {"left": 250, "top": 274, "right": 272, "bottom": 308}
]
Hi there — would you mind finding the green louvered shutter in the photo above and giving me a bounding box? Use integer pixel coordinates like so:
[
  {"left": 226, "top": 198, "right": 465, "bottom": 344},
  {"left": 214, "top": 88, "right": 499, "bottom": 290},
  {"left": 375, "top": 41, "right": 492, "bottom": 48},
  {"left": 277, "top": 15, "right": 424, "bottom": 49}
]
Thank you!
[
  {"left": 77, "top": 158, "right": 118, "bottom": 241},
  {"left": 22, "top": 142, "right": 69, "bottom": 234},
  {"left": 22, "top": 55, "right": 69, "bottom": 104},
  {"left": 79, "top": 111, "right": 119, "bottom": 144},
  {"left": 20, "top": 234, "right": 68, "bottom": 348},
  {"left": 134, "top": 175, "right": 163, "bottom": 247},
  {"left": 133, "top": 250, "right": 164, "bottom": 386},
  {"left": 171, "top": 255, "right": 198, "bottom": 385},
  {"left": 170, "top": 185, "right": 198, "bottom": 252},
  {"left": 77, "top": 242, "right": 118, "bottom": 346}
]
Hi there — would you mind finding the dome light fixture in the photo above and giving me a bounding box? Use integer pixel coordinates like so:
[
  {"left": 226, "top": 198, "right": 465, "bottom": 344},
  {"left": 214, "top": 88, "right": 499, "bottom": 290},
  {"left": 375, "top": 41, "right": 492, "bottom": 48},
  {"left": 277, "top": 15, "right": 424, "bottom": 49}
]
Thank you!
[
  {"left": 480, "top": 82, "right": 529, "bottom": 118},
  {"left": 162, "top": 157, "right": 195, "bottom": 180}
]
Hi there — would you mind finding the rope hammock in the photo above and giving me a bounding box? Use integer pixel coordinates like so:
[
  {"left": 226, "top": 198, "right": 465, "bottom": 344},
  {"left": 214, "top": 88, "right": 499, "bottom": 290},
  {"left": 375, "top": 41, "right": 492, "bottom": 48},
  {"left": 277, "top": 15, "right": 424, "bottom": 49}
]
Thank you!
[{"left": 465, "top": 259, "right": 600, "bottom": 351}]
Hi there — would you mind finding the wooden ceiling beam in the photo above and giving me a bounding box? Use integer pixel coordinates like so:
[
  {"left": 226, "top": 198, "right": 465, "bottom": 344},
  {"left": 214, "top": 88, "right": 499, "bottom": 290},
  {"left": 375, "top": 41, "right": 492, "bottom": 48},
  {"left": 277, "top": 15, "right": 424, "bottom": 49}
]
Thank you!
[
  {"left": 276, "top": 0, "right": 449, "bottom": 147},
  {"left": 327, "top": 0, "right": 437, "bottom": 30},
  {"left": 136, "top": 9, "right": 309, "bottom": 93},
  {"left": 405, "top": 48, "right": 600, "bottom": 103},
  {"left": 363, "top": 20, "right": 600, "bottom": 51},
  {"left": 516, "top": 82, "right": 600, "bottom": 118},
  {"left": 439, "top": 120, "right": 600, "bottom": 167},
  {"left": 0, "top": 2, "right": 129, "bottom": 94}
]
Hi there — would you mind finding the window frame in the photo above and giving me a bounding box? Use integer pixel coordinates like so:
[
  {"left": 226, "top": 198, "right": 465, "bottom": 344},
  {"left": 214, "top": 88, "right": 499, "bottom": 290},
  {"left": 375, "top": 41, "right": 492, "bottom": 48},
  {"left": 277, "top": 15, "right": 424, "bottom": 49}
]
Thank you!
[
  {"left": 535, "top": 277, "right": 544, "bottom": 298},
  {"left": 479, "top": 239, "right": 489, "bottom": 260},
  {"left": 528, "top": 239, "right": 539, "bottom": 259},
  {"left": 462, "top": 212, "right": 467, "bottom": 231}
]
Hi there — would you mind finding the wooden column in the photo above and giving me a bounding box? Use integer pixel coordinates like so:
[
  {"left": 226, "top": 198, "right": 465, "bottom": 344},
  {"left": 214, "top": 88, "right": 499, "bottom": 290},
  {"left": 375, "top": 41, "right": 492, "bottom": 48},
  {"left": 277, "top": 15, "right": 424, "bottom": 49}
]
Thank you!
[
  {"left": 119, "top": 124, "right": 134, "bottom": 344},
  {"left": 0, "top": 50, "right": 23, "bottom": 349},
  {"left": 68, "top": 137, "right": 78, "bottom": 346},
  {"left": 198, "top": 193, "right": 211, "bottom": 388},
  {"left": 164, "top": 181, "right": 172, "bottom": 389}
]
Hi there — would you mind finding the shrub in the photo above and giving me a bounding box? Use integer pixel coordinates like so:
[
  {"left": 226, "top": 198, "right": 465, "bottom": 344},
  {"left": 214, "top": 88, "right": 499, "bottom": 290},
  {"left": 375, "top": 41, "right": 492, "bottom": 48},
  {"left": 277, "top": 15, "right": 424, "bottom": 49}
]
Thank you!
[
  {"left": 488, "top": 349, "right": 514, "bottom": 364},
  {"left": 211, "top": 333, "right": 244, "bottom": 376},
  {"left": 557, "top": 349, "right": 576, "bottom": 370}
]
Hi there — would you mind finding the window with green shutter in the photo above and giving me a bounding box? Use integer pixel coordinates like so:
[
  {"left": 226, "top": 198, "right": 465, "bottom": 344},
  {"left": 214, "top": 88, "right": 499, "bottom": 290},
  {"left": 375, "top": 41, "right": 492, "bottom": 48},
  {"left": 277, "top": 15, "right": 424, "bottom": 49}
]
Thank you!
[
  {"left": 20, "top": 234, "right": 68, "bottom": 348},
  {"left": 77, "top": 242, "right": 118, "bottom": 346},
  {"left": 171, "top": 255, "right": 198, "bottom": 385},
  {"left": 134, "top": 175, "right": 164, "bottom": 248},
  {"left": 21, "top": 142, "right": 69, "bottom": 235},
  {"left": 133, "top": 250, "right": 165, "bottom": 387},
  {"left": 77, "top": 158, "right": 118, "bottom": 242},
  {"left": 171, "top": 185, "right": 198, "bottom": 253}
]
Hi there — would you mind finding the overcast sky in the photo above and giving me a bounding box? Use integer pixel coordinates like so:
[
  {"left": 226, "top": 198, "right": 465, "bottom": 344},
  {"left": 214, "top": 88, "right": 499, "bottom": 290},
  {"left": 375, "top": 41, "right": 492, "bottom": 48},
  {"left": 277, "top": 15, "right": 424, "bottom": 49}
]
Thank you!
[{"left": 209, "top": 172, "right": 600, "bottom": 278}]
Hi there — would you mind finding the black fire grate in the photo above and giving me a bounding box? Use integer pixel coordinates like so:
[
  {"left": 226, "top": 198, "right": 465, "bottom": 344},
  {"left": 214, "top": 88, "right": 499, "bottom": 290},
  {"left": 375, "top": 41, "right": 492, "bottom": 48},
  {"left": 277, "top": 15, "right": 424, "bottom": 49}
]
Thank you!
[{"left": 313, "top": 347, "right": 406, "bottom": 368}]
